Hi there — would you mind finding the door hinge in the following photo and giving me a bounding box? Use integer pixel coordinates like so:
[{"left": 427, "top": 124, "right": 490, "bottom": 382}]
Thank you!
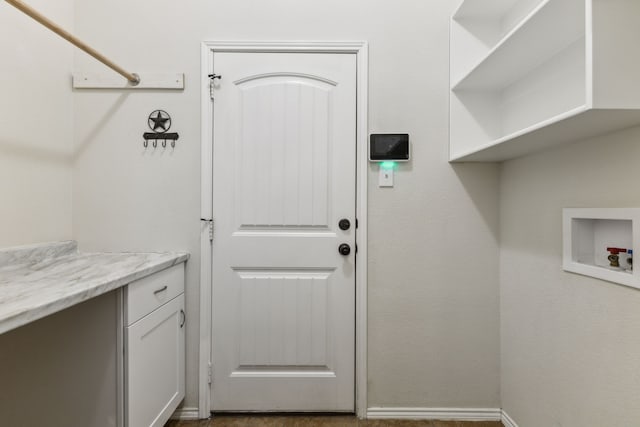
[
  {"left": 208, "top": 74, "right": 222, "bottom": 100},
  {"left": 208, "top": 362, "right": 213, "bottom": 385},
  {"left": 200, "top": 218, "right": 214, "bottom": 241}
]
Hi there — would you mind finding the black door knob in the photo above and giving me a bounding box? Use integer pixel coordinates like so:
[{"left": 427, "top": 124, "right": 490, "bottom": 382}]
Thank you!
[
  {"left": 338, "top": 243, "right": 351, "bottom": 256},
  {"left": 338, "top": 219, "right": 351, "bottom": 230}
]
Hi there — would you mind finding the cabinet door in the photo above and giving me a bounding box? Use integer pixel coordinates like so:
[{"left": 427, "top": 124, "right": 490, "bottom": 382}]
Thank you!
[{"left": 126, "top": 294, "right": 185, "bottom": 427}]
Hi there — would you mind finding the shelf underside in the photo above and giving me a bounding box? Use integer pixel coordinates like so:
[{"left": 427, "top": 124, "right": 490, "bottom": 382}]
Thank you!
[
  {"left": 453, "top": 0, "right": 514, "bottom": 19},
  {"left": 450, "top": 108, "right": 640, "bottom": 162}
]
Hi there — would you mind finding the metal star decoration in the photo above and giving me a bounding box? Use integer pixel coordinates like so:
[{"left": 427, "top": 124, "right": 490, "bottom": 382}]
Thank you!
[{"left": 148, "top": 110, "right": 171, "bottom": 133}]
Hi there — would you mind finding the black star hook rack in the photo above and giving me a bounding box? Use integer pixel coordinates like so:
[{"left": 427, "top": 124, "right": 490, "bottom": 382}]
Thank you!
[{"left": 143, "top": 110, "right": 180, "bottom": 148}]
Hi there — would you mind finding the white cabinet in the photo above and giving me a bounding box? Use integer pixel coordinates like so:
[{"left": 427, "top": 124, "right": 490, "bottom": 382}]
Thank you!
[
  {"left": 124, "top": 264, "right": 185, "bottom": 427},
  {"left": 450, "top": 0, "right": 640, "bottom": 162}
]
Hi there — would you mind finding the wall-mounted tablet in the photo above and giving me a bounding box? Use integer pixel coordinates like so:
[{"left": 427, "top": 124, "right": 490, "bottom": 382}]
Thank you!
[{"left": 369, "top": 134, "right": 410, "bottom": 162}]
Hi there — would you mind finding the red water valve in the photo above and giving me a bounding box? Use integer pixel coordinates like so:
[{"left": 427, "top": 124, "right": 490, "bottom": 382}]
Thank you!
[
  {"left": 606, "top": 247, "right": 627, "bottom": 255},
  {"left": 607, "top": 247, "right": 627, "bottom": 268}
]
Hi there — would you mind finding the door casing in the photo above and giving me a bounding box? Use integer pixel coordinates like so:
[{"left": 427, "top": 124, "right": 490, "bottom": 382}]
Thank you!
[{"left": 199, "top": 41, "right": 368, "bottom": 419}]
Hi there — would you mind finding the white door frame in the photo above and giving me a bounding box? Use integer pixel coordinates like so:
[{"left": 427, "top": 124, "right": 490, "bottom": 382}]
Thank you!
[{"left": 199, "top": 41, "right": 368, "bottom": 418}]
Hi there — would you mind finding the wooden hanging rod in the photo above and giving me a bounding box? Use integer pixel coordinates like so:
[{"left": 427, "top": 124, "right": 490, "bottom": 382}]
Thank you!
[{"left": 5, "top": 0, "right": 140, "bottom": 85}]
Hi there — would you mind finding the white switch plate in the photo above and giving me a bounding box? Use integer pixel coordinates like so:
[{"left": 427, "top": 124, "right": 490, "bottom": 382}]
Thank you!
[{"left": 379, "top": 167, "right": 394, "bottom": 187}]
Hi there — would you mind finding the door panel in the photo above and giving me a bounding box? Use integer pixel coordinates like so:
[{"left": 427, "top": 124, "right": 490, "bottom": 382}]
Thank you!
[
  {"left": 236, "top": 76, "right": 332, "bottom": 229},
  {"left": 236, "top": 271, "right": 330, "bottom": 368},
  {"left": 212, "top": 52, "right": 356, "bottom": 411}
]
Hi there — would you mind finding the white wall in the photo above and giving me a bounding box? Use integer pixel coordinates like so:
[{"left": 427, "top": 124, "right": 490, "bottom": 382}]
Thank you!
[
  {"left": 8, "top": 0, "right": 640, "bottom": 420},
  {"left": 500, "top": 127, "right": 640, "bottom": 426},
  {"left": 71, "top": 0, "right": 500, "bottom": 411},
  {"left": 0, "top": 0, "right": 74, "bottom": 246}
]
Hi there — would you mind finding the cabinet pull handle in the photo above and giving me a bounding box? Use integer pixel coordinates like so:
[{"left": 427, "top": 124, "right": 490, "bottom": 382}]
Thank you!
[
  {"left": 180, "top": 309, "right": 186, "bottom": 328},
  {"left": 154, "top": 285, "right": 168, "bottom": 295}
]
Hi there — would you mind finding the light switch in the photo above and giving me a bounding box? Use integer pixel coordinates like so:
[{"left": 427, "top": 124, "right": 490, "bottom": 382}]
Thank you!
[{"left": 379, "top": 166, "right": 394, "bottom": 187}]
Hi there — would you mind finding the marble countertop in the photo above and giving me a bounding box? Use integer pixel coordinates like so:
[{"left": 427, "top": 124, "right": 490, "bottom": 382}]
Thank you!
[{"left": 0, "top": 241, "right": 189, "bottom": 335}]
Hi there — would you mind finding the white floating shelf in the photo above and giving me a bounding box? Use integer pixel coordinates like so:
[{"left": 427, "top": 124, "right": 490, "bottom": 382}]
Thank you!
[
  {"left": 72, "top": 72, "right": 185, "bottom": 90},
  {"left": 450, "top": 107, "right": 640, "bottom": 162},
  {"left": 449, "top": 0, "right": 640, "bottom": 162},
  {"left": 452, "top": 0, "right": 583, "bottom": 91},
  {"left": 563, "top": 208, "right": 640, "bottom": 290}
]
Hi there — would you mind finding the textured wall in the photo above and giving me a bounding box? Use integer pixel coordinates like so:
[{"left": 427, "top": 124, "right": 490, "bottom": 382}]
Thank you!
[
  {"left": 500, "top": 126, "right": 640, "bottom": 426},
  {"left": 0, "top": 0, "right": 74, "bottom": 246},
  {"left": 72, "top": 0, "right": 500, "bottom": 410}
]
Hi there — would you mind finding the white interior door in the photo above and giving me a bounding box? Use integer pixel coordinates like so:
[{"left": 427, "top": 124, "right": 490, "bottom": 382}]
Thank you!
[{"left": 211, "top": 51, "right": 357, "bottom": 412}]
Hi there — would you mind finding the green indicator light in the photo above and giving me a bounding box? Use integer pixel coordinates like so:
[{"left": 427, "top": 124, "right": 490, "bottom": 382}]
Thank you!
[{"left": 380, "top": 161, "right": 396, "bottom": 170}]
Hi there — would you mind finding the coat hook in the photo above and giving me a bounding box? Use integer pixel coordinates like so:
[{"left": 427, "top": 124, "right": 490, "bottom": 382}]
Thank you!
[
  {"left": 143, "top": 140, "right": 148, "bottom": 148},
  {"left": 162, "top": 139, "right": 166, "bottom": 148},
  {"left": 152, "top": 140, "right": 157, "bottom": 148}
]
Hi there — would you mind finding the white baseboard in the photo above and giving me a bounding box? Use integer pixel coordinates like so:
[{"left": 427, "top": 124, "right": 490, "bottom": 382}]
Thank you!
[
  {"left": 501, "top": 410, "right": 519, "bottom": 427},
  {"left": 173, "top": 406, "right": 515, "bottom": 424},
  {"left": 367, "top": 407, "right": 502, "bottom": 421},
  {"left": 170, "top": 407, "right": 200, "bottom": 420}
]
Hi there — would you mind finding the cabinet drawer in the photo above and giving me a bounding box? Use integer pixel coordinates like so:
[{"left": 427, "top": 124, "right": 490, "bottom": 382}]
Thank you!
[{"left": 126, "top": 264, "right": 184, "bottom": 325}]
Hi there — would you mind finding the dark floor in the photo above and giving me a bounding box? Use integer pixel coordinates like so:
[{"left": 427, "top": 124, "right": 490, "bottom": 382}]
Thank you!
[{"left": 165, "top": 414, "right": 503, "bottom": 427}]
